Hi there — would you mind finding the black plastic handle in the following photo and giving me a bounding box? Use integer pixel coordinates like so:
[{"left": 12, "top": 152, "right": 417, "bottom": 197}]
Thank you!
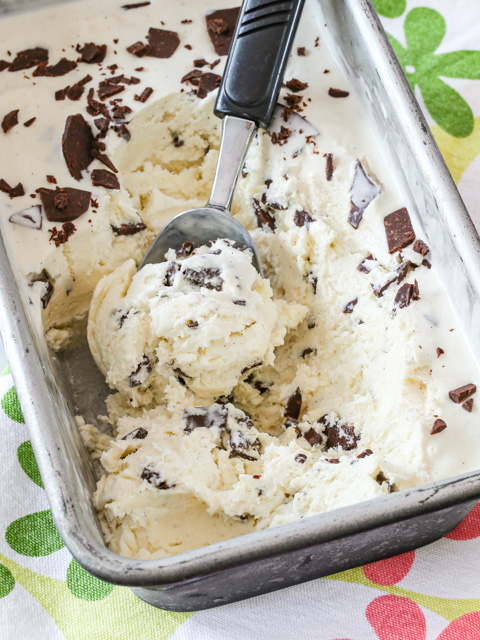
[{"left": 214, "top": 0, "right": 306, "bottom": 128}]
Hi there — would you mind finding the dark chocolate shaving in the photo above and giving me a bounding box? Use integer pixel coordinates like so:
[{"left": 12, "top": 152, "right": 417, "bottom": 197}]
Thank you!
[
  {"left": 122, "top": 1, "right": 151, "bottom": 8},
  {"left": 253, "top": 198, "right": 275, "bottom": 232},
  {"left": 33, "top": 58, "right": 77, "bottom": 77},
  {"left": 284, "top": 78, "right": 308, "bottom": 92},
  {"left": 394, "top": 283, "right": 414, "bottom": 309},
  {"left": 91, "top": 169, "right": 120, "bottom": 190},
  {"left": 2, "top": 109, "right": 19, "bottom": 134},
  {"left": 23, "top": 117, "right": 36, "bottom": 127},
  {"left": 284, "top": 387, "right": 302, "bottom": 420},
  {"left": 384, "top": 207, "right": 415, "bottom": 253},
  {"left": 462, "top": 398, "right": 474, "bottom": 412},
  {"left": 349, "top": 160, "right": 381, "bottom": 228},
  {"left": 9, "top": 205, "right": 42, "bottom": 230},
  {"left": 147, "top": 28, "right": 180, "bottom": 58},
  {"left": 9, "top": 48, "right": 48, "bottom": 72},
  {"left": 184, "top": 267, "right": 223, "bottom": 291},
  {"left": 175, "top": 241, "right": 194, "bottom": 258},
  {"left": 324, "top": 422, "right": 359, "bottom": 451},
  {"left": 164, "top": 262, "right": 179, "bottom": 286},
  {"left": 62, "top": 114, "right": 94, "bottom": 180},
  {"left": 184, "top": 405, "right": 228, "bottom": 432},
  {"left": 343, "top": 298, "right": 358, "bottom": 314},
  {"left": 357, "top": 449, "right": 373, "bottom": 458},
  {"left": 431, "top": 419, "right": 447, "bottom": 435},
  {"left": 294, "top": 210, "right": 314, "bottom": 228},
  {"left": 129, "top": 355, "right": 152, "bottom": 387},
  {"left": 328, "top": 87, "right": 350, "bottom": 98},
  {"left": 134, "top": 86, "right": 153, "bottom": 102},
  {"left": 325, "top": 153, "right": 334, "bottom": 181},
  {"left": 141, "top": 467, "right": 174, "bottom": 489},
  {"left": 206, "top": 8, "right": 240, "bottom": 56},
  {"left": 77, "top": 43, "right": 107, "bottom": 64},
  {"left": 127, "top": 41, "right": 150, "bottom": 57},
  {"left": 302, "top": 427, "right": 322, "bottom": 446},
  {"left": 295, "top": 453, "right": 307, "bottom": 463},
  {"left": 37, "top": 187, "right": 91, "bottom": 222},
  {"left": 29, "top": 269, "right": 54, "bottom": 308},
  {"left": 49, "top": 221, "right": 76, "bottom": 247},
  {"left": 437, "top": 348, "right": 444, "bottom": 358},
  {"left": 110, "top": 222, "right": 145, "bottom": 238},
  {"left": 449, "top": 384, "right": 476, "bottom": 404},
  {"left": 121, "top": 427, "right": 148, "bottom": 440},
  {"left": 413, "top": 239, "right": 429, "bottom": 256}
]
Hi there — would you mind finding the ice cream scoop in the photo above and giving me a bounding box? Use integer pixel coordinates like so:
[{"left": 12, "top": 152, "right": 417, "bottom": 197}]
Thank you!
[{"left": 140, "top": 0, "right": 306, "bottom": 273}]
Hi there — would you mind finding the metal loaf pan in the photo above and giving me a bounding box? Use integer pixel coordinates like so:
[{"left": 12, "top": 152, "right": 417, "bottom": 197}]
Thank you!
[{"left": 1, "top": 0, "right": 480, "bottom": 612}]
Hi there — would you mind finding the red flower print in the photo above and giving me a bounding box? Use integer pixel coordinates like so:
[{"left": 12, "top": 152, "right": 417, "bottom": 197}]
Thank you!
[
  {"left": 363, "top": 552, "right": 415, "bottom": 586},
  {"left": 446, "top": 503, "right": 480, "bottom": 541}
]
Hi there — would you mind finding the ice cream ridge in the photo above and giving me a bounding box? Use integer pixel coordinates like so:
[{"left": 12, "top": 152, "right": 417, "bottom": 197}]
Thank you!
[{"left": 0, "top": 0, "right": 479, "bottom": 560}]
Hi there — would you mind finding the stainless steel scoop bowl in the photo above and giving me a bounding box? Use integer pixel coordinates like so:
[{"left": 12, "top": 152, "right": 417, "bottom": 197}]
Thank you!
[{"left": 140, "top": 0, "right": 306, "bottom": 274}]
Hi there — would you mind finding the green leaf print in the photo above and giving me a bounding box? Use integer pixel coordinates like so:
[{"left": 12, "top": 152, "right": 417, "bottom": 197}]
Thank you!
[
  {"left": 433, "top": 51, "right": 480, "bottom": 80},
  {"left": 17, "top": 441, "right": 44, "bottom": 488},
  {"left": 66, "top": 559, "right": 114, "bottom": 601},
  {"left": 420, "top": 75, "right": 474, "bottom": 138},
  {"left": 0, "top": 563, "right": 15, "bottom": 598},
  {"left": 372, "top": 0, "right": 406, "bottom": 19},
  {"left": 6, "top": 510, "right": 64, "bottom": 557},
  {"left": 1, "top": 386, "right": 24, "bottom": 423},
  {"left": 404, "top": 8, "right": 446, "bottom": 59}
]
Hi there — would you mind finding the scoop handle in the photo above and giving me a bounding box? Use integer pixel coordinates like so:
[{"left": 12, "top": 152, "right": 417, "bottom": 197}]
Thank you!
[{"left": 214, "top": 0, "right": 306, "bottom": 128}]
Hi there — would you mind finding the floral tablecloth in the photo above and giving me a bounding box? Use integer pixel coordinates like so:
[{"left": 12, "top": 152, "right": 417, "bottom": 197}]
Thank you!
[{"left": 2, "top": 0, "right": 480, "bottom": 638}]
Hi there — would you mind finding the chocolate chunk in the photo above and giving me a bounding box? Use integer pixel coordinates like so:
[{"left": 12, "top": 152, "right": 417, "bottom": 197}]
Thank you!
[
  {"left": 65, "top": 83, "right": 85, "bottom": 101},
  {"left": 62, "top": 114, "right": 94, "bottom": 180},
  {"left": 94, "top": 117, "right": 110, "bottom": 133},
  {"left": 324, "top": 423, "right": 359, "bottom": 451},
  {"left": 9, "top": 205, "right": 42, "bottom": 230},
  {"left": 55, "top": 87, "right": 68, "bottom": 101},
  {"left": 301, "top": 347, "right": 317, "bottom": 358},
  {"left": 431, "top": 419, "right": 447, "bottom": 435},
  {"left": 49, "top": 221, "right": 76, "bottom": 247},
  {"left": 357, "top": 255, "right": 375, "bottom": 273},
  {"left": 384, "top": 207, "right": 415, "bottom": 253},
  {"left": 127, "top": 41, "right": 150, "bottom": 57},
  {"left": 121, "top": 427, "right": 148, "bottom": 440},
  {"left": 371, "top": 274, "right": 398, "bottom": 298},
  {"left": 113, "top": 123, "right": 131, "bottom": 141},
  {"left": 206, "top": 8, "right": 240, "bottom": 56},
  {"left": 252, "top": 379, "right": 271, "bottom": 395},
  {"left": 343, "top": 298, "right": 358, "bottom": 314},
  {"left": 437, "top": 347, "right": 444, "bottom": 358},
  {"left": 413, "top": 239, "right": 429, "bottom": 256},
  {"left": 253, "top": 198, "right": 275, "bottom": 232},
  {"left": 284, "top": 78, "right": 308, "bottom": 92},
  {"left": 164, "top": 261, "right": 179, "bottom": 286},
  {"left": 30, "top": 269, "right": 54, "bottom": 308},
  {"left": 187, "top": 320, "right": 198, "bottom": 329},
  {"left": 375, "top": 471, "right": 392, "bottom": 491},
  {"left": 357, "top": 449, "right": 373, "bottom": 458},
  {"left": 129, "top": 355, "right": 152, "bottom": 387},
  {"left": 134, "top": 86, "right": 153, "bottom": 102},
  {"left": 0, "top": 179, "right": 11, "bottom": 194},
  {"left": 184, "top": 405, "right": 228, "bottom": 431},
  {"left": 9, "top": 48, "right": 48, "bottom": 72},
  {"left": 184, "top": 267, "right": 223, "bottom": 291},
  {"left": 449, "top": 384, "right": 476, "bottom": 404},
  {"left": 307, "top": 317, "right": 316, "bottom": 329},
  {"left": 0, "top": 60, "right": 10, "bottom": 72},
  {"left": 98, "top": 80, "right": 125, "bottom": 100},
  {"left": 422, "top": 259, "right": 432, "bottom": 269},
  {"left": 270, "top": 125, "right": 292, "bottom": 146},
  {"left": 147, "top": 28, "right": 180, "bottom": 58},
  {"left": 92, "top": 151, "right": 119, "bottom": 173},
  {"left": 462, "top": 398, "right": 474, "bottom": 412},
  {"left": 2, "top": 109, "right": 19, "bottom": 134},
  {"left": 23, "top": 117, "right": 36, "bottom": 127},
  {"left": 111, "top": 222, "right": 146, "bottom": 236},
  {"left": 412, "top": 279, "right": 420, "bottom": 301},
  {"left": 302, "top": 427, "right": 322, "bottom": 446},
  {"left": 171, "top": 132, "right": 184, "bottom": 147},
  {"left": 349, "top": 160, "right": 381, "bottom": 228},
  {"left": 181, "top": 69, "right": 203, "bottom": 84},
  {"left": 284, "top": 387, "right": 302, "bottom": 420},
  {"left": 37, "top": 187, "right": 91, "bottom": 222},
  {"left": 396, "top": 260, "right": 411, "bottom": 284},
  {"left": 141, "top": 467, "right": 173, "bottom": 489},
  {"left": 91, "top": 169, "right": 120, "bottom": 190},
  {"left": 233, "top": 299, "right": 246, "bottom": 306},
  {"left": 196, "top": 72, "right": 221, "bottom": 98},
  {"left": 297, "top": 47, "right": 306, "bottom": 56},
  {"left": 33, "top": 58, "right": 77, "bottom": 77},
  {"left": 325, "top": 153, "right": 334, "bottom": 181},
  {"left": 8, "top": 183, "right": 24, "bottom": 198},
  {"left": 194, "top": 58, "right": 209, "bottom": 68},
  {"left": 77, "top": 43, "right": 107, "bottom": 64},
  {"left": 294, "top": 210, "right": 314, "bottom": 228},
  {"left": 328, "top": 87, "right": 350, "bottom": 98},
  {"left": 394, "top": 283, "right": 414, "bottom": 309},
  {"left": 175, "top": 241, "right": 194, "bottom": 258},
  {"left": 112, "top": 104, "right": 132, "bottom": 120},
  {"left": 295, "top": 453, "right": 307, "bottom": 463},
  {"left": 122, "top": 1, "right": 151, "bottom": 8}
]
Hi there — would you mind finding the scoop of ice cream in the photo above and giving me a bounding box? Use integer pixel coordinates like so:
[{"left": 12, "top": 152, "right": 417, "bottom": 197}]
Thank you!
[{"left": 88, "top": 239, "right": 307, "bottom": 403}]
